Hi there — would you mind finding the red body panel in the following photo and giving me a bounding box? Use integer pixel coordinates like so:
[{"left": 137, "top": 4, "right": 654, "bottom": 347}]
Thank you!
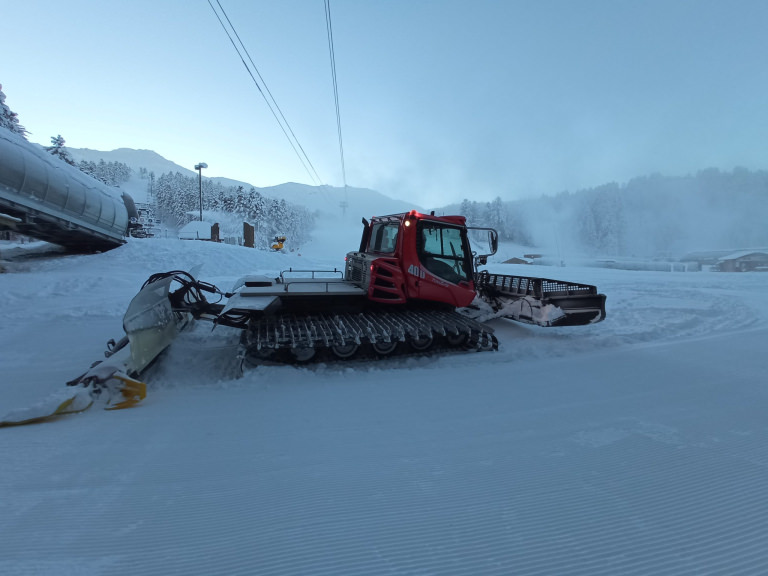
[
  {"left": 360, "top": 210, "right": 477, "bottom": 309},
  {"left": 368, "top": 257, "right": 407, "bottom": 303}
]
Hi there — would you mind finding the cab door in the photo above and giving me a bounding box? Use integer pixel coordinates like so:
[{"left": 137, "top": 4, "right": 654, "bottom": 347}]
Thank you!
[{"left": 414, "top": 221, "right": 475, "bottom": 307}]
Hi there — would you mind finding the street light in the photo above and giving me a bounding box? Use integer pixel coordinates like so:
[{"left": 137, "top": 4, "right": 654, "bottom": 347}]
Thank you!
[{"left": 194, "top": 163, "right": 207, "bottom": 221}]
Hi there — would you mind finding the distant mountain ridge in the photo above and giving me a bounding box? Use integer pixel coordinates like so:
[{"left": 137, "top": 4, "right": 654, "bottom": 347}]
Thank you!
[
  {"left": 69, "top": 148, "right": 189, "bottom": 180},
  {"left": 66, "top": 147, "right": 422, "bottom": 218},
  {"left": 65, "top": 147, "right": 767, "bottom": 259}
]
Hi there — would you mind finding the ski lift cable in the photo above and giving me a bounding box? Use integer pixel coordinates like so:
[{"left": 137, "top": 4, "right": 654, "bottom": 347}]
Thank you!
[
  {"left": 208, "top": 1, "right": 319, "bottom": 186},
  {"left": 207, "top": 0, "right": 322, "bottom": 186},
  {"left": 324, "top": 0, "right": 347, "bottom": 190},
  {"left": 214, "top": 0, "right": 325, "bottom": 187}
]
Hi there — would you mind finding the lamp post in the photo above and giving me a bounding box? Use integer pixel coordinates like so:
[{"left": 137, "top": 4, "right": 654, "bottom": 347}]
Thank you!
[{"left": 194, "top": 163, "right": 207, "bottom": 221}]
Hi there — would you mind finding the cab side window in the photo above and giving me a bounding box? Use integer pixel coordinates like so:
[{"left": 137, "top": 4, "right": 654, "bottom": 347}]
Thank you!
[{"left": 370, "top": 222, "right": 399, "bottom": 254}]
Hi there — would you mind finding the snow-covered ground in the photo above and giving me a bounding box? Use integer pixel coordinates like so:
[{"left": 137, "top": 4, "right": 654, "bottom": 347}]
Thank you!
[{"left": 1, "top": 232, "right": 768, "bottom": 575}]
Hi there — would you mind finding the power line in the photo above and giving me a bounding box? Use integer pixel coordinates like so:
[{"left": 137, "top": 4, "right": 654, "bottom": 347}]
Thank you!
[
  {"left": 214, "top": 0, "right": 324, "bottom": 187},
  {"left": 324, "top": 0, "right": 347, "bottom": 191},
  {"left": 208, "top": 0, "right": 324, "bottom": 186},
  {"left": 324, "top": 0, "right": 348, "bottom": 215}
]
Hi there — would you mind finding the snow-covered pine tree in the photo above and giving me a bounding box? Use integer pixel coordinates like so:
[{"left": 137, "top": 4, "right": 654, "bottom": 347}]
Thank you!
[
  {"left": 245, "top": 187, "right": 260, "bottom": 221},
  {"left": 0, "top": 83, "right": 28, "bottom": 138},
  {"left": 282, "top": 205, "right": 315, "bottom": 248},
  {"left": 155, "top": 171, "right": 196, "bottom": 227},
  {"left": 204, "top": 180, "right": 220, "bottom": 212},
  {"left": 483, "top": 196, "right": 507, "bottom": 239},
  {"left": 264, "top": 198, "right": 284, "bottom": 239},
  {"left": 45, "top": 135, "right": 76, "bottom": 166},
  {"left": 253, "top": 191, "right": 267, "bottom": 224},
  {"left": 459, "top": 199, "right": 476, "bottom": 224},
  {"left": 233, "top": 186, "right": 248, "bottom": 217}
]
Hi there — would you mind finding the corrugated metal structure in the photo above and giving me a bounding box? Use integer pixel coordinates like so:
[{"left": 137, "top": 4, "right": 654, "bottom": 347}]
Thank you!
[
  {"left": 715, "top": 250, "right": 768, "bottom": 272},
  {"left": 0, "top": 129, "right": 133, "bottom": 251}
]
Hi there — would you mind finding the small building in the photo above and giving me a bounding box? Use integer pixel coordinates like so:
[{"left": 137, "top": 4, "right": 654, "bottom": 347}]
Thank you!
[
  {"left": 681, "top": 250, "right": 735, "bottom": 266},
  {"left": 178, "top": 221, "right": 215, "bottom": 241},
  {"left": 714, "top": 251, "right": 768, "bottom": 272},
  {"left": 503, "top": 257, "right": 532, "bottom": 265}
]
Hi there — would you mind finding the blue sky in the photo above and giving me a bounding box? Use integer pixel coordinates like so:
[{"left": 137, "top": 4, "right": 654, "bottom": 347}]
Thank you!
[{"left": 4, "top": 0, "right": 768, "bottom": 205}]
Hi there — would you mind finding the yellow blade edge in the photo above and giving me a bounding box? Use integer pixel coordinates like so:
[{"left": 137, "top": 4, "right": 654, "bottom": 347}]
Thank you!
[
  {"left": 0, "top": 394, "right": 94, "bottom": 428},
  {"left": 105, "top": 374, "right": 148, "bottom": 411}
]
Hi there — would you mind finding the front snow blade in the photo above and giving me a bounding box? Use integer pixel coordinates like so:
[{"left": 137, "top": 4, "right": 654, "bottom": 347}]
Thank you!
[
  {"left": 122, "top": 276, "right": 180, "bottom": 375},
  {"left": 2, "top": 273, "right": 188, "bottom": 428},
  {"left": 0, "top": 369, "right": 147, "bottom": 428},
  {"left": 68, "top": 356, "right": 148, "bottom": 410}
]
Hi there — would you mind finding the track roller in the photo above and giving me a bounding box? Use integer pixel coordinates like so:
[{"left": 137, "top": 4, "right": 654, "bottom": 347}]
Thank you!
[
  {"left": 331, "top": 342, "right": 359, "bottom": 359},
  {"left": 409, "top": 333, "right": 434, "bottom": 351}
]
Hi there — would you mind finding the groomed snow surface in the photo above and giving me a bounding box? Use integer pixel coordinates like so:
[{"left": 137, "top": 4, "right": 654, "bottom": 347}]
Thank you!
[{"left": 2, "top": 236, "right": 768, "bottom": 576}]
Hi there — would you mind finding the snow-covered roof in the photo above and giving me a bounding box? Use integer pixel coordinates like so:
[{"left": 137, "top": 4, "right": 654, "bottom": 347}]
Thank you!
[
  {"left": 502, "top": 257, "right": 532, "bottom": 265},
  {"left": 718, "top": 250, "right": 768, "bottom": 261},
  {"left": 178, "top": 220, "right": 213, "bottom": 240}
]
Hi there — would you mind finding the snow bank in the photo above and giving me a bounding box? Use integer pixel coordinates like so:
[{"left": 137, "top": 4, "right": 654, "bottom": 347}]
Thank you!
[{"left": 2, "top": 234, "right": 768, "bottom": 575}]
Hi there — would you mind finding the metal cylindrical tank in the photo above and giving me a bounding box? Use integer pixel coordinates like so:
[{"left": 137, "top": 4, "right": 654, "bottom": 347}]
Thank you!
[{"left": 0, "top": 129, "right": 130, "bottom": 251}]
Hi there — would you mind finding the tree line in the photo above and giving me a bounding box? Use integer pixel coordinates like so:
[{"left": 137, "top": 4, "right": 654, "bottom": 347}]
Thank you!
[
  {"left": 459, "top": 197, "right": 534, "bottom": 246},
  {"left": 458, "top": 168, "right": 768, "bottom": 257},
  {"left": 153, "top": 171, "right": 315, "bottom": 248}
]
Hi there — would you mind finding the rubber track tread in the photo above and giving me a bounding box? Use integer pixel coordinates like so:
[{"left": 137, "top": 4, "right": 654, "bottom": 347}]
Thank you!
[{"left": 244, "top": 309, "right": 493, "bottom": 353}]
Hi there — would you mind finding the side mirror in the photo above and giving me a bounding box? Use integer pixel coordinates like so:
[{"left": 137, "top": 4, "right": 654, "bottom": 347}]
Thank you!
[
  {"left": 467, "top": 226, "right": 498, "bottom": 256},
  {"left": 467, "top": 226, "right": 498, "bottom": 272}
]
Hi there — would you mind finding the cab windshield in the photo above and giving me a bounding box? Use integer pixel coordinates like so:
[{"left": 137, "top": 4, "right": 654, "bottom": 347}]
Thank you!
[{"left": 417, "top": 222, "right": 470, "bottom": 283}]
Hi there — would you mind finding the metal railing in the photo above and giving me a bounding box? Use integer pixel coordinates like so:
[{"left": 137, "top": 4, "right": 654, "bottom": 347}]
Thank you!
[{"left": 279, "top": 268, "right": 348, "bottom": 293}]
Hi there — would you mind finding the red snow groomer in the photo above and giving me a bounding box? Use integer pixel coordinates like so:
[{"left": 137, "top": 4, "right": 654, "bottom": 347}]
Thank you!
[
  {"left": 193, "top": 209, "right": 607, "bottom": 364},
  {"left": 4, "top": 210, "right": 606, "bottom": 425},
  {"left": 87, "top": 209, "right": 607, "bottom": 373}
]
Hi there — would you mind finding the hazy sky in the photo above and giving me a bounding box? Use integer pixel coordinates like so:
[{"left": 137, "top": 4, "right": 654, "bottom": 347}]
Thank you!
[{"left": 4, "top": 0, "right": 768, "bottom": 205}]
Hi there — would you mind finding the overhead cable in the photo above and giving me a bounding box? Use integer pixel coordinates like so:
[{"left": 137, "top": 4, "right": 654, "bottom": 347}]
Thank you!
[
  {"left": 324, "top": 0, "right": 347, "bottom": 191},
  {"left": 208, "top": 0, "right": 324, "bottom": 186}
]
